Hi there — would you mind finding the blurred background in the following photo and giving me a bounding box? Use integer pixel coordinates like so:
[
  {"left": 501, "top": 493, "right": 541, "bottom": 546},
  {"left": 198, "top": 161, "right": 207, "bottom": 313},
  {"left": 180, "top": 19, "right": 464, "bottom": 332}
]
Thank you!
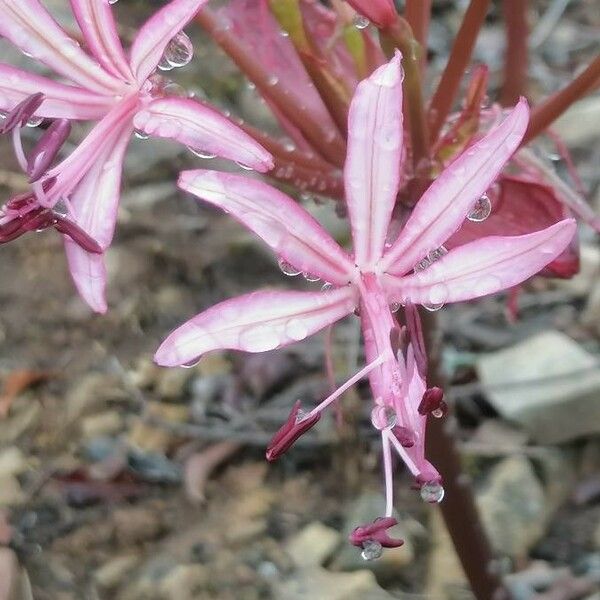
[{"left": 1, "top": 1, "right": 600, "bottom": 598}]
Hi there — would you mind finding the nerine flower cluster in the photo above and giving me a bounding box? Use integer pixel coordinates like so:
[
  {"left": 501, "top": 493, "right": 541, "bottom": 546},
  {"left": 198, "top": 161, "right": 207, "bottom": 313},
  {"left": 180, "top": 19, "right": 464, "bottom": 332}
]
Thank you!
[{"left": 0, "top": 0, "right": 577, "bottom": 559}]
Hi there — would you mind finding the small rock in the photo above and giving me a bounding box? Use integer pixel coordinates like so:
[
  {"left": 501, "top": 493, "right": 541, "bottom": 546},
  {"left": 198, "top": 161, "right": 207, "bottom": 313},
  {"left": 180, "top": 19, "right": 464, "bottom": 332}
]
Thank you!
[
  {"left": 477, "top": 456, "right": 546, "bottom": 558},
  {"left": 477, "top": 331, "right": 600, "bottom": 443},
  {"left": 112, "top": 505, "right": 166, "bottom": 547},
  {"left": 274, "top": 567, "right": 395, "bottom": 600},
  {"left": 0, "top": 447, "right": 28, "bottom": 479},
  {"left": 0, "top": 475, "right": 25, "bottom": 507},
  {"left": 94, "top": 554, "right": 140, "bottom": 590},
  {"left": 286, "top": 522, "right": 340, "bottom": 568},
  {"left": 426, "top": 510, "right": 470, "bottom": 599},
  {"left": 81, "top": 410, "right": 123, "bottom": 438},
  {"left": 158, "top": 564, "right": 209, "bottom": 599}
]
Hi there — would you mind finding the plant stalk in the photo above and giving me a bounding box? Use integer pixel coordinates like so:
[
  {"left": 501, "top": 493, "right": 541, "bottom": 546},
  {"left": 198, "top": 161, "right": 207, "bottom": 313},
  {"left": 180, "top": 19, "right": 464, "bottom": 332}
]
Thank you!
[{"left": 499, "top": 0, "right": 529, "bottom": 106}]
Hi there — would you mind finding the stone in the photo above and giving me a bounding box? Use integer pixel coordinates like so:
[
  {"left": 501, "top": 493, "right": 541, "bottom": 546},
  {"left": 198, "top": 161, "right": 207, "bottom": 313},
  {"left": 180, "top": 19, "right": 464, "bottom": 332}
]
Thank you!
[
  {"left": 477, "top": 330, "right": 600, "bottom": 443},
  {"left": 477, "top": 456, "right": 547, "bottom": 558},
  {"left": 81, "top": 411, "right": 123, "bottom": 438},
  {"left": 274, "top": 567, "right": 395, "bottom": 600},
  {"left": 286, "top": 522, "right": 340, "bottom": 568},
  {"left": 426, "top": 510, "right": 470, "bottom": 599},
  {"left": 94, "top": 554, "right": 141, "bottom": 590},
  {"left": 0, "top": 475, "right": 25, "bottom": 507},
  {"left": 0, "top": 447, "right": 28, "bottom": 479}
]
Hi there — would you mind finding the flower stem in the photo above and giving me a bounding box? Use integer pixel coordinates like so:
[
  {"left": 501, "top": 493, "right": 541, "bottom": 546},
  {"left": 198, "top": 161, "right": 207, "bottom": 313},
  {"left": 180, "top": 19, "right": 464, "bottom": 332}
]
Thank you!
[
  {"left": 404, "top": 0, "right": 432, "bottom": 73},
  {"left": 381, "top": 20, "right": 430, "bottom": 171},
  {"left": 420, "top": 309, "right": 509, "bottom": 600},
  {"left": 523, "top": 53, "right": 600, "bottom": 144},
  {"left": 499, "top": 0, "right": 529, "bottom": 106},
  {"left": 427, "top": 0, "right": 491, "bottom": 144},
  {"left": 195, "top": 9, "right": 347, "bottom": 167}
]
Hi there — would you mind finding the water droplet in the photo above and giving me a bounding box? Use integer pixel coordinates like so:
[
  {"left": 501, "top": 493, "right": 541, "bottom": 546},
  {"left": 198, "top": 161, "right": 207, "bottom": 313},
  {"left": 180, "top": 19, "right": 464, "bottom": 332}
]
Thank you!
[
  {"left": 108, "top": 0, "right": 118, "bottom": 4},
  {"left": 239, "top": 325, "right": 280, "bottom": 352},
  {"left": 321, "top": 282, "right": 333, "bottom": 292},
  {"left": 283, "top": 140, "right": 296, "bottom": 152},
  {"left": 278, "top": 258, "right": 301, "bottom": 276},
  {"left": 52, "top": 199, "right": 69, "bottom": 218},
  {"left": 420, "top": 481, "right": 445, "bottom": 503},
  {"left": 431, "top": 408, "right": 444, "bottom": 418},
  {"left": 235, "top": 161, "right": 254, "bottom": 171},
  {"left": 285, "top": 319, "right": 308, "bottom": 341},
  {"left": 159, "top": 31, "right": 194, "bottom": 71},
  {"left": 467, "top": 193, "right": 492, "bottom": 222},
  {"left": 371, "top": 405, "right": 397, "bottom": 430},
  {"left": 246, "top": 81, "right": 256, "bottom": 90},
  {"left": 302, "top": 272, "right": 320, "bottom": 282},
  {"left": 361, "top": 540, "right": 382, "bottom": 561},
  {"left": 188, "top": 147, "right": 217, "bottom": 159},
  {"left": 267, "top": 75, "right": 279, "bottom": 86},
  {"left": 353, "top": 14, "right": 370, "bottom": 29},
  {"left": 26, "top": 115, "right": 43, "bottom": 128},
  {"left": 181, "top": 359, "right": 200, "bottom": 369},
  {"left": 134, "top": 129, "right": 149, "bottom": 140},
  {"left": 389, "top": 302, "right": 401, "bottom": 313},
  {"left": 414, "top": 246, "right": 447, "bottom": 273}
]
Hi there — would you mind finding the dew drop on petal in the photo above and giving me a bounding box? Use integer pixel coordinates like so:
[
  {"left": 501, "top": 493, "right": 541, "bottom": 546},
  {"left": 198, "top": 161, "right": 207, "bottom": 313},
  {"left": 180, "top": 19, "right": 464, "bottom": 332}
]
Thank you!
[
  {"left": 431, "top": 408, "right": 444, "bottom": 419},
  {"left": 278, "top": 258, "right": 301, "bottom": 276},
  {"left": 321, "top": 282, "right": 333, "bottom": 292},
  {"left": 181, "top": 358, "right": 200, "bottom": 369},
  {"left": 134, "top": 129, "right": 149, "bottom": 140},
  {"left": 361, "top": 540, "right": 382, "bottom": 561},
  {"left": 468, "top": 193, "right": 492, "bottom": 222},
  {"left": 239, "top": 325, "right": 281, "bottom": 352},
  {"left": 353, "top": 14, "right": 370, "bottom": 29},
  {"left": 161, "top": 31, "right": 194, "bottom": 70},
  {"left": 389, "top": 302, "right": 401, "bottom": 313},
  {"left": 267, "top": 75, "right": 279, "bottom": 86},
  {"left": 371, "top": 405, "right": 397, "bottom": 430},
  {"left": 285, "top": 318, "right": 308, "bottom": 341},
  {"left": 235, "top": 161, "right": 254, "bottom": 171},
  {"left": 26, "top": 115, "right": 43, "bottom": 128},
  {"left": 188, "top": 147, "right": 217, "bottom": 159},
  {"left": 420, "top": 481, "right": 445, "bottom": 503},
  {"left": 302, "top": 271, "right": 320, "bottom": 282},
  {"left": 108, "top": 0, "right": 118, "bottom": 4}
]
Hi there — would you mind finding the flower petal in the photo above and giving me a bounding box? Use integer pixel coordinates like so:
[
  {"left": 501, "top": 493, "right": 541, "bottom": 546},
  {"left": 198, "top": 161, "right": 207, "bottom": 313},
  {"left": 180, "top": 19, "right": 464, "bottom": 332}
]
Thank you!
[
  {"left": 63, "top": 125, "right": 131, "bottom": 313},
  {"left": 155, "top": 287, "right": 357, "bottom": 367},
  {"left": 64, "top": 242, "right": 108, "bottom": 313},
  {"left": 384, "top": 219, "right": 577, "bottom": 305},
  {"left": 133, "top": 97, "right": 273, "bottom": 172},
  {"left": 0, "top": 64, "right": 114, "bottom": 120},
  {"left": 179, "top": 170, "right": 353, "bottom": 285},
  {"left": 381, "top": 98, "right": 530, "bottom": 276},
  {"left": 69, "top": 0, "right": 132, "bottom": 81},
  {"left": 0, "top": 0, "right": 124, "bottom": 93},
  {"left": 344, "top": 51, "right": 404, "bottom": 268},
  {"left": 129, "top": 0, "right": 208, "bottom": 83}
]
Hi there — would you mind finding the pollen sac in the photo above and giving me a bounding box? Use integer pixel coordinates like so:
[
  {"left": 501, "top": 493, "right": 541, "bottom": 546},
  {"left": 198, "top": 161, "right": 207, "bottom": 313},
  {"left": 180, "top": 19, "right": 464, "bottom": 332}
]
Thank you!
[
  {"left": 418, "top": 386, "right": 447, "bottom": 418},
  {"left": 0, "top": 93, "right": 45, "bottom": 135},
  {"left": 349, "top": 517, "right": 404, "bottom": 550},
  {"left": 265, "top": 400, "right": 321, "bottom": 462}
]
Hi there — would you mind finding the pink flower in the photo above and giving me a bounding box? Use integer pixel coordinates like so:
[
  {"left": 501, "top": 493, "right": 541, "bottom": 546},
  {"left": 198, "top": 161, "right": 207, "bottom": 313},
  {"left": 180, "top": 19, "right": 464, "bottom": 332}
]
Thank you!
[
  {"left": 0, "top": 0, "right": 273, "bottom": 313},
  {"left": 155, "top": 53, "right": 575, "bottom": 548}
]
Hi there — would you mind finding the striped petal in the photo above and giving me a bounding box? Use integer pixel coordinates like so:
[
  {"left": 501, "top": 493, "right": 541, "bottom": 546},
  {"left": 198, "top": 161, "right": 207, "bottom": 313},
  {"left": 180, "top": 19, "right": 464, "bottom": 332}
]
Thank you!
[
  {"left": 69, "top": 0, "right": 133, "bottom": 81},
  {"left": 133, "top": 97, "right": 273, "bottom": 172},
  {"left": 344, "top": 51, "right": 404, "bottom": 268},
  {"left": 178, "top": 170, "right": 354, "bottom": 285},
  {"left": 384, "top": 219, "right": 577, "bottom": 306},
  {"left": 381, "top": 99, "right": 530, "bottom": 276},
  {"left": 155, "top": 287, "right": 357, "bottom": 367},
  {"left": 129, "top": 0, "right": 208, "bottom": 83},
  {"left": 0, "top": 0, "right": 124, "bottom": 94},
  {"left": 64, "top": 125, "right": 132, "bottom": 314},
  {"left": 0, "top": 64, "right": 114, "bottom": 120}
]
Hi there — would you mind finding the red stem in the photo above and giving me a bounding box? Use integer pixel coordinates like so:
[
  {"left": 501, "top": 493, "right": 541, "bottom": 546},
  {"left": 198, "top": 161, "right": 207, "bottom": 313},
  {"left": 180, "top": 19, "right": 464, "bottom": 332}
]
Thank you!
[
  {"left": 404, "top": 0, "right": 432, "bottom": 72},
  {"left": 195, "top": 9, "right": 347, "bottom": 168},
  {"left": 499, "top": 0, "right": 529, "bottom": 106},
  {"left": 523, "top": 54, "right": 600, "bottom": 144},
  {"left": 428, "top": 0, "right": 491, "bottom": 144}
]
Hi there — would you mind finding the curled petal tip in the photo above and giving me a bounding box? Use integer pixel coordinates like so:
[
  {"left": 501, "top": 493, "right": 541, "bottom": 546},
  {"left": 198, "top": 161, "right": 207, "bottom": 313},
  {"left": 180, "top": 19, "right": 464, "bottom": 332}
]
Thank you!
[{"left": 370, "top": 50, "right": 404, "bottom": 87}]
